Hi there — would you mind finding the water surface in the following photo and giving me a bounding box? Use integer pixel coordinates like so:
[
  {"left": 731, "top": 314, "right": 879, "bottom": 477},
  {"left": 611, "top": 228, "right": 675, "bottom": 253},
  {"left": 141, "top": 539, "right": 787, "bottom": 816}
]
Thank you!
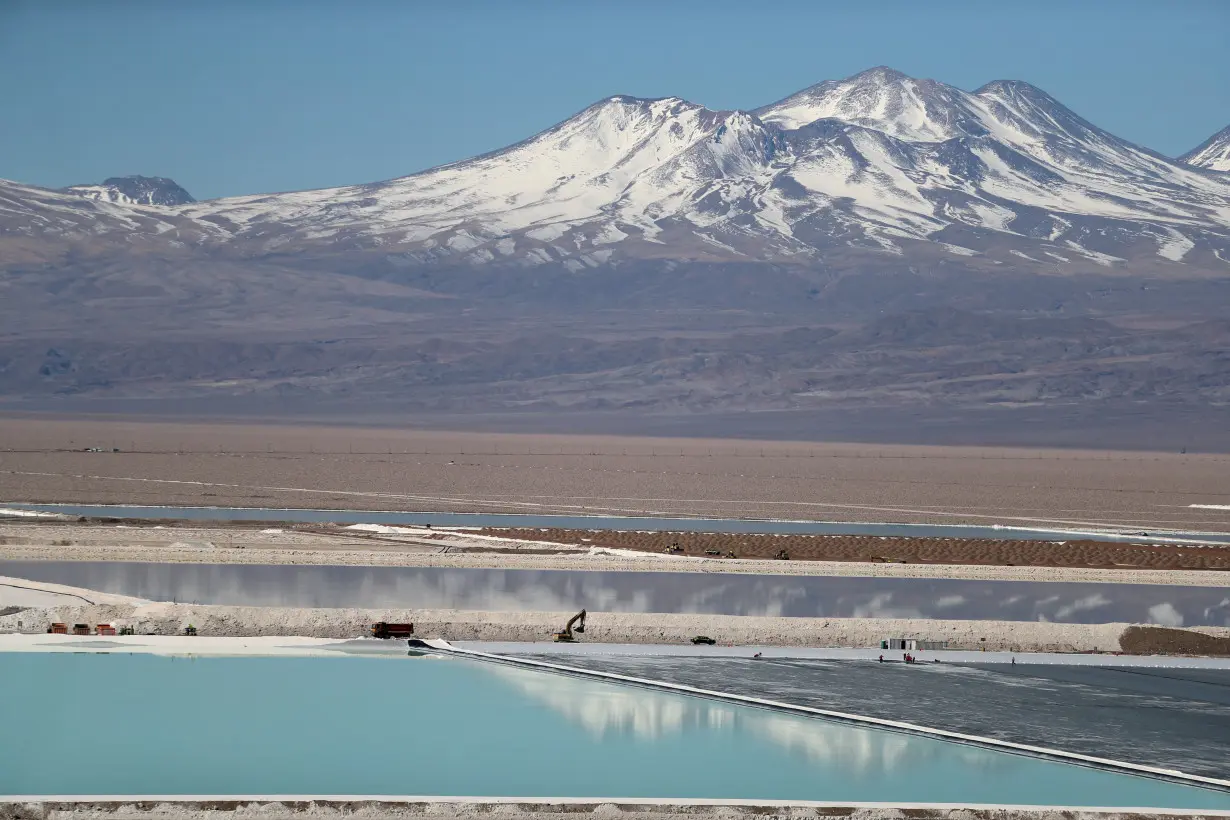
[
  {"left": 3, "top": 559, "right": 1228, "bottom": 625},
  {"left": 1, "top": 652, "right": 1227, "bottom": 807},
  {"left": 10, "top": 503, "right": 1226, "bottom": 543},
  {"left": 531, "top": 655, "right": 1230, "bottom": 780}
]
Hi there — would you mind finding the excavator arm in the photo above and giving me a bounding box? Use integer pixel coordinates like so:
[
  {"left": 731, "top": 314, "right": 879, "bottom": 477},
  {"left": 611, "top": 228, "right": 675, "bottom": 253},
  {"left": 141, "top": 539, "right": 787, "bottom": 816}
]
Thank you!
[{"left": 553, "top": 609, "right": 586, "bottom": 642}]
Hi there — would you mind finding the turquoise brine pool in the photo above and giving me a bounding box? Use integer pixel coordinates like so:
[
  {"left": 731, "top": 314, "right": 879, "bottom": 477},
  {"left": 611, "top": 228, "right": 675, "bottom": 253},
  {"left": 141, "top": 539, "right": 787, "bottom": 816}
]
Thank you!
[{"left": 1, "top": 653, "right": 1227, "bottom": 808}]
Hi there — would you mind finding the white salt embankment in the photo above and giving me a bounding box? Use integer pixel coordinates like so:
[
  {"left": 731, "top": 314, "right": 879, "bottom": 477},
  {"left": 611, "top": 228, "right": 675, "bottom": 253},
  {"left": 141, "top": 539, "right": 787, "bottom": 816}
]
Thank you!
[
  {"left": 8, "top": 801, "right": 1229, "bottom": 820},
  {"left": 4, "top": 598, "right": 1228, "bottom": 654},
  {"left": 3, "top": 535, "right": 1229, "bottom": 587},
  {"left": 0, "top": 576, "right": 146, "bottom": 608}
]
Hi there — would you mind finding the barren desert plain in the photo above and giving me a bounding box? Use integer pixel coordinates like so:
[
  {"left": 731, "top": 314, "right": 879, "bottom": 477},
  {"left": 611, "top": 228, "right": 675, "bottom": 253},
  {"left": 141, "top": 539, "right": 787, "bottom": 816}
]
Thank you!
[
  {"left": 1, "top": 417, "right": 1228, "bottom": 532},
  {"left": 3, "top": 414, "right": 1230, "bottom": 651}
]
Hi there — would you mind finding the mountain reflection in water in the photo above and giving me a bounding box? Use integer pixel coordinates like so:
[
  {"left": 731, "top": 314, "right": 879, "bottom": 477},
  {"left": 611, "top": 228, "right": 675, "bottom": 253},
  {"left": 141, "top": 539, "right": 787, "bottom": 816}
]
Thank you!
[{"left": 479, "top": 662, "right": 1007, "bottom": 775}]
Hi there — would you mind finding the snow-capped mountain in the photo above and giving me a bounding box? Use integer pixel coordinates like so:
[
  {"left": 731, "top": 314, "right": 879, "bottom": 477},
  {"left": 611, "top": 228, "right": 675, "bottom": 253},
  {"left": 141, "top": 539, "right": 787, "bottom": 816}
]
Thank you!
[
  {"left": 0, "top": 177, "right": 210, "bottom": 257},
  {"left": 5, "top": 67, "right": 1230, "bottom": 273},
  {"left": 65, "top": 175, "right": 196, "bottom": 206},
  {"left": 1181, "top": 125, "right": 1230, "bottom": 173},
  {"left": 161, "top": 95, "right": 799, "bottom": 266}
]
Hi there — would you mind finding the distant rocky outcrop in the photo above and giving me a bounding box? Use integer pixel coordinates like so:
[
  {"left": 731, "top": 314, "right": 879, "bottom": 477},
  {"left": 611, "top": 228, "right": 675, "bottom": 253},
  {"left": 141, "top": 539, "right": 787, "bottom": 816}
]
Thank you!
[{"left": 65, "top": 174, "right": 195, "bottom": 206}]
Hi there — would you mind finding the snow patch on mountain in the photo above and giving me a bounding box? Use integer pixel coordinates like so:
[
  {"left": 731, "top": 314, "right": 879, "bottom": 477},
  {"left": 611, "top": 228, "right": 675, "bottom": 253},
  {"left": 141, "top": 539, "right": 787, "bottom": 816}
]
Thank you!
[
  {"left": 1181, "top": 125, "right": 1230, "bottom": 173},
  {"left": 1155, "top": 228, "right": 1195, "bottom": 261}
]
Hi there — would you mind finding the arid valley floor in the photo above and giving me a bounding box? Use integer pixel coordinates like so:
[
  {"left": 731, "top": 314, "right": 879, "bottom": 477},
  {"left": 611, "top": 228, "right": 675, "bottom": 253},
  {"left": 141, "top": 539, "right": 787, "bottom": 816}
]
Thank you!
[{"left": 2, "top": 417, "right": 1228, "bottom": 533}]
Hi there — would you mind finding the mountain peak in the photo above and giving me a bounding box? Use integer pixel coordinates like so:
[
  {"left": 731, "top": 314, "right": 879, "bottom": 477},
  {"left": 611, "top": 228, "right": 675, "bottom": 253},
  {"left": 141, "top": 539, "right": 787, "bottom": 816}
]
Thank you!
[
  {"left": 848, "top": 65, "right": 910, "bottom": 83},
  {"left": 605, "top": 94, "right": 684, "bottom": 106},
  {"left": 755, "top": 67, "right": 979, "bottom": 141},
  {"left": 975, "top": 78, "right": 1040, "bottom": 95},
  {"left": 1181, "top": 124, "right": 1230, "bottom": 172},
  {"left": 67, "top": 174, "right": 195, "bottom": 206},
  {"left": 575, "top": 94, "right": 704, "bottom": 123},
  {"left": 974, "top": 79, "right": 1061, "bottom": 108},
  {"left": 594, "top": 94, "right": 704, "bottom": 114}
]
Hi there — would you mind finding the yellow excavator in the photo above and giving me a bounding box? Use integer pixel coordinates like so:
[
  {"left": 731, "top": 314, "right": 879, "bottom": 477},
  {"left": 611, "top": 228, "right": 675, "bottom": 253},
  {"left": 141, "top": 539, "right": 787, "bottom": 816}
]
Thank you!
[{"left": 553, "top": 609, "right": 586, "bottom": 642}]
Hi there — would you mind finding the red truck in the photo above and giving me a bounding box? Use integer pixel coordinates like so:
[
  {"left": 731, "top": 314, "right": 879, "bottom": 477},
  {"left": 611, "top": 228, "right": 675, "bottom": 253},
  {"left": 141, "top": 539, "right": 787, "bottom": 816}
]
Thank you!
[{"left": 370, "top": 622, "right": 414, "bottom": 639}]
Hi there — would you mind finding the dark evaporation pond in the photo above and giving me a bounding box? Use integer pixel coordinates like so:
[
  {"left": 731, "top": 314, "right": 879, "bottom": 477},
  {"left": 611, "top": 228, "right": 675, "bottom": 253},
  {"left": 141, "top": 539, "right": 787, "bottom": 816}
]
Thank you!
[
  {"left": 1, "top": 651, "right": 1228, "bottom": 807},
  {"left": 530, "top": 654, "right": 1230, "bottom": 780},
  {"left": 3, "top": 560, "right": 1228, "bottom": 626},
  {"left": 9, "top": 503, "right": 1228, "bottom": 543}
]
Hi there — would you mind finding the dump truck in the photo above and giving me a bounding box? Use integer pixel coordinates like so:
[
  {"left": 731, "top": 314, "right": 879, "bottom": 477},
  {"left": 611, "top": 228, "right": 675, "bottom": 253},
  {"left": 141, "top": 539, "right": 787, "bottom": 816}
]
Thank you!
[{"left": 371, "top": 622, "right": 415, "bottom": 639}]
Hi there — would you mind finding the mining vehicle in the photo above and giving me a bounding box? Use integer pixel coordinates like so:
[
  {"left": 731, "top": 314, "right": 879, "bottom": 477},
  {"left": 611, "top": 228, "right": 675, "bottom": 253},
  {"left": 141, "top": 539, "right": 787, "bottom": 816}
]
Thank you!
[
  {"left": 553, "top": 609, "right": 586, "bottom": 642},
  {"left": 371, "top": 622, "right": 415, "bottom": 639}
]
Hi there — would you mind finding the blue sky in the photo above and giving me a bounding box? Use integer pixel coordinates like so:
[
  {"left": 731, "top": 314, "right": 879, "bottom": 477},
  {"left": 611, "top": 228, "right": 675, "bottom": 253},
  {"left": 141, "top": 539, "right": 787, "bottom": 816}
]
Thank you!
[{"left": 2, "top": 0, "right": 1227, "bottom": 201}]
